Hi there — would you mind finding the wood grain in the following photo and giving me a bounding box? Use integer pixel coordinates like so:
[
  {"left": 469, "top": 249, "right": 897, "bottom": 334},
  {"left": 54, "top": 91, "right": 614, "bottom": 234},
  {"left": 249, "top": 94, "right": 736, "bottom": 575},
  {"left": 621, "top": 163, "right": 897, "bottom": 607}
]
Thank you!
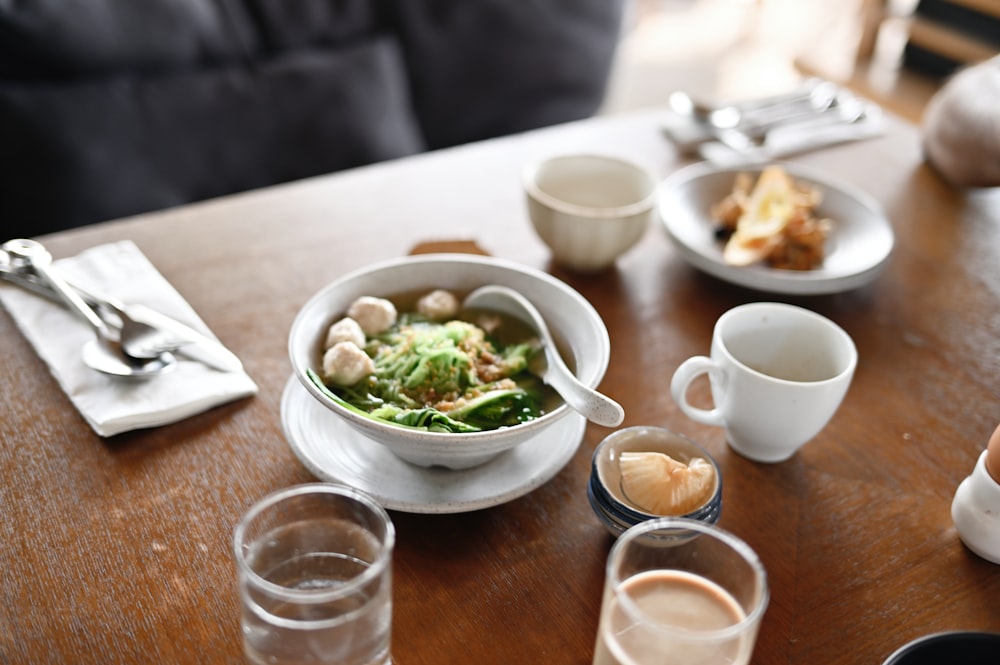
[{"left": 1, "top": 110, "right": 998, "bottom": 664}]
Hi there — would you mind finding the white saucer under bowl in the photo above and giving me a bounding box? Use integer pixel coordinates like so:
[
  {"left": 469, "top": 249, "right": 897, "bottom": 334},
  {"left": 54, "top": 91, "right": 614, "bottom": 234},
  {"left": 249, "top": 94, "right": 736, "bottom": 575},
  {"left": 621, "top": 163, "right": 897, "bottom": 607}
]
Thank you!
[{"left": 280, "top": 377, "right": 586, "bottom": 514}]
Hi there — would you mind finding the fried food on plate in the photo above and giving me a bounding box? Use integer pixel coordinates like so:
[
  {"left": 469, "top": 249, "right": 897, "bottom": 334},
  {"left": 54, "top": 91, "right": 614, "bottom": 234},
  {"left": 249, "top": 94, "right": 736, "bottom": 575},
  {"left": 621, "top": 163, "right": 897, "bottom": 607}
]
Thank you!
[{"left": 712, "top": 165, "right": 832, "bottom": 270}]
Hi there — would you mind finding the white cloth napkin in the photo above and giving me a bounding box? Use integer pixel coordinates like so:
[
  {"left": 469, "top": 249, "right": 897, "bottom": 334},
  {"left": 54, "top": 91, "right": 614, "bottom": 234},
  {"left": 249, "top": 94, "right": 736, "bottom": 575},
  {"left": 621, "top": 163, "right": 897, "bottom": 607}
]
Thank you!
[{"left": 0, "top": 240, "right": 258, "bottom": 436}]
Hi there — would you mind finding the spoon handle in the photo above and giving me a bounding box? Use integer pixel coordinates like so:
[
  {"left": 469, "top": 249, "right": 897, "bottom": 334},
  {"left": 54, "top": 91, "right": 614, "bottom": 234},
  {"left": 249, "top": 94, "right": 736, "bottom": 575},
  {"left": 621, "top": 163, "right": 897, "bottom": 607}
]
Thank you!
[
  {"left": 542, "top": 360, "right": 625, "bottom": 428},
  {"left": 2, "top": 239, "right": 106, "bottom": 331}
]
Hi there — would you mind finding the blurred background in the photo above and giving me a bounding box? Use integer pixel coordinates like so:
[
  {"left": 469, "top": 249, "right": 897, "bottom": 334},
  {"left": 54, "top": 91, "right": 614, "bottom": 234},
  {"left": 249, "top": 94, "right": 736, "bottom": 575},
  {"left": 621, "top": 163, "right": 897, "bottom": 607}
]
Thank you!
[
  {"left": 3, "top": 0, "right": 997, "bottom": 237},
  {"left": 602, "top": 0, "right": 999, "bottom": 123}
]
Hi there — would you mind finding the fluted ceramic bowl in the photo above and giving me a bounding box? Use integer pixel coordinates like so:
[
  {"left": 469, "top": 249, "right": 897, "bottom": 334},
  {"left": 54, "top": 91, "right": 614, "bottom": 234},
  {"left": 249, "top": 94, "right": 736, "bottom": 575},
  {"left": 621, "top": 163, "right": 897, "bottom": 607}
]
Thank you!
[
  {"left": 524, "top": 154, "right": 657, "bottom": 272},
  {"left": 289, "top": 254, "right": 611, "bottom": 469}
]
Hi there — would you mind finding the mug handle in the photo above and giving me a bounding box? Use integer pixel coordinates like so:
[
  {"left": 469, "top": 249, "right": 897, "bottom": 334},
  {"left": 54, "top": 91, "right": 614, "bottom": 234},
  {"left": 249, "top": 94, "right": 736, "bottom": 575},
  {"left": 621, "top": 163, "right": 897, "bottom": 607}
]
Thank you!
[{"left": 670, "top": 356, "right": 726, "bottom": 427}]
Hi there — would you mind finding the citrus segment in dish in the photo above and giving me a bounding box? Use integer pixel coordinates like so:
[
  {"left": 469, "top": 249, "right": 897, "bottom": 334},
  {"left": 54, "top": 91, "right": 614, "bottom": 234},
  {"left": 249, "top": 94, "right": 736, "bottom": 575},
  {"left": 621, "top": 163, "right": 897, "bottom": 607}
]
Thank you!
[{"left": 619, "top": 451, "right": 715, "bottom": 515}]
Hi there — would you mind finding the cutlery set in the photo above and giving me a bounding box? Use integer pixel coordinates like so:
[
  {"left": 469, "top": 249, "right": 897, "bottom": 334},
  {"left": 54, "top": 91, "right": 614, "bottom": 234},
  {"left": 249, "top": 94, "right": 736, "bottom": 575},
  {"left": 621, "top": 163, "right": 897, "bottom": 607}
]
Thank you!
[
  {"left": 1, "top": 238, "right": 242, "bottom": 376},
  {"left": 663, "top": 78, "right": 882, "bottom": 161}
]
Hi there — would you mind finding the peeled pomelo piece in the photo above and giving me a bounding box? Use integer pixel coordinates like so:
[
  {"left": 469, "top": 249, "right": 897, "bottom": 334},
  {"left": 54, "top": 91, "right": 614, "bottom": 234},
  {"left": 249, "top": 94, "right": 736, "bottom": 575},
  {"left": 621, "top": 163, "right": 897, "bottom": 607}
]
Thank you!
[{"left": 619, "top": 452, "right": 715, "bottom": 515}]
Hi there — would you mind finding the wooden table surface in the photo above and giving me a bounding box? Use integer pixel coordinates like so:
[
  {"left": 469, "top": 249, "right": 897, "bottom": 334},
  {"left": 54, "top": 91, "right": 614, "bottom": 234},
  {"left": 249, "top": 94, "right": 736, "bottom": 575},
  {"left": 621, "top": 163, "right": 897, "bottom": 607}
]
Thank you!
[{"left": 2, "top": 108, "right": 999, "bottom": 665}]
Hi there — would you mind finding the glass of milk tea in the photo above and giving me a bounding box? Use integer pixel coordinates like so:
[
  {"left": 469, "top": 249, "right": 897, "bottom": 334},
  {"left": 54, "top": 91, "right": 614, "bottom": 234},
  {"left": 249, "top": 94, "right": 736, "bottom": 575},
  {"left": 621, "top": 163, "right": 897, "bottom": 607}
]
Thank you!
[
  {"left": 233, "top": 483, "right": 395, "bottom": 665},
  {"left": 593, "top": 517, "right": 768, "bottom": 665}
]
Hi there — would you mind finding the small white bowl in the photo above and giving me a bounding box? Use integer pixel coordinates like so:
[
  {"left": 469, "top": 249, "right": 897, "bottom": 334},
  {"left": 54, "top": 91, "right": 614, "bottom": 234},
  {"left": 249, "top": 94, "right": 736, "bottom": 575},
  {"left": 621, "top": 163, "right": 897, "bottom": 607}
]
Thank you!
[
  {"left": 524, "top": 154, "right": 657, "bottom": 272},
  {"left": 288, "top": 254, "right": 612, "bottom": 470}
]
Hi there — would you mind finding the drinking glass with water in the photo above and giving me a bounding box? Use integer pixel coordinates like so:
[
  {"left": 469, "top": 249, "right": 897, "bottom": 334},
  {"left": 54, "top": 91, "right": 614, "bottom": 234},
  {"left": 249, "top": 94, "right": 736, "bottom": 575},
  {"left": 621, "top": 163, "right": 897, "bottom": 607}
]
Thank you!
[{"left": 233, "top": 483, "right": 395, "bottom": 665}]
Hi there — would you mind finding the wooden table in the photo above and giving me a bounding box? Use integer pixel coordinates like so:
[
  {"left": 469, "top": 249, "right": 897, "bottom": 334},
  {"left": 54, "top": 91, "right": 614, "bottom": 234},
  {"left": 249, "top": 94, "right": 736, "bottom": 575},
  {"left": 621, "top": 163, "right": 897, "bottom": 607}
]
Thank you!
[{"left": 2, "top": 108, "right": 999, "bottom": 665}]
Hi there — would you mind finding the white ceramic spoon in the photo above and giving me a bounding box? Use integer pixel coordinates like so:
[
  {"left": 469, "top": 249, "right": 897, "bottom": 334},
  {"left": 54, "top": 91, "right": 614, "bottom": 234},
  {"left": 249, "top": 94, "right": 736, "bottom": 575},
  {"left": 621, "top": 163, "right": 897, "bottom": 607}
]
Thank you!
[{"left": 463, "top": 285, "right": 624, "bottom": 427}]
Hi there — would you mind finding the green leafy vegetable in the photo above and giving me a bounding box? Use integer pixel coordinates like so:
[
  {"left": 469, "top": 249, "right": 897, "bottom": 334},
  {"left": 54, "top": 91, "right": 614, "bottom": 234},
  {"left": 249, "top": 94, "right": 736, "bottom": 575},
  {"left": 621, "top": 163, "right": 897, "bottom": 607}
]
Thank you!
[{"left": 445, "top": 386, "right": 544, "bottom": 429}]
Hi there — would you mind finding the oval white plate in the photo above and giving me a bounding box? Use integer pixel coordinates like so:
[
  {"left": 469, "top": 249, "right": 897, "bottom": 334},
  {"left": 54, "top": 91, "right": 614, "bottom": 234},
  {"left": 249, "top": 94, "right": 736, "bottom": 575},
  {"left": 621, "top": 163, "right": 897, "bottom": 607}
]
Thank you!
[
  {"left": 280, "top": 377, "right": 585, "bottom": 514},
  {"left": 658, "top": 162, "right": 894, "bottom": 295}
]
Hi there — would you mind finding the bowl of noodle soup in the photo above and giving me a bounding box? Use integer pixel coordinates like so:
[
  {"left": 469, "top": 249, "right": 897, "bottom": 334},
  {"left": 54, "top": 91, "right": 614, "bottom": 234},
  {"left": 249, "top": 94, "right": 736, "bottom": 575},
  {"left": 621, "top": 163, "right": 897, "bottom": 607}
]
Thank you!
[{"left": 288, "top": 254, "right": 612, "bottom": 469}]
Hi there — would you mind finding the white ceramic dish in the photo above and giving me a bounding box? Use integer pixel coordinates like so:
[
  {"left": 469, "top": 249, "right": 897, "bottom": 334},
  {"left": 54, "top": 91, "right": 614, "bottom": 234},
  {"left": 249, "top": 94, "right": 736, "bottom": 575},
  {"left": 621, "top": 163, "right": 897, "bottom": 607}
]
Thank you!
[
  {"left": 287, "top": 253, "right": 611, "bottom": 470},
  {"left": 281, "top": 377, "right": 585, "bottom": 514},
  {"left": 658, "top": 161, "right": 894, "bottom": 295}
]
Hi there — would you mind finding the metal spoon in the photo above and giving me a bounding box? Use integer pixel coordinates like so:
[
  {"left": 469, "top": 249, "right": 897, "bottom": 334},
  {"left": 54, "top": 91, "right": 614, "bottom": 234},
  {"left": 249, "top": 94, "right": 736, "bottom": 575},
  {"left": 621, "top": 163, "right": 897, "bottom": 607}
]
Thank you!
[
  {"left": 2, "top": 239, "right": 176, "bottom": 378},
  {"left": 668, "top": 79, "right": 835, "bottom": 129},
  {"left": 463, "top": 285, "right": 624, "bottom": 427},
  {"left": 711, "top": 94, "right": 872, "bottom": 157},
  {"left": 3, "top": 240, "right": 189, "bottom": 360},
  {"left": 91, "top": 293, "right": 190, "bottom": 360},
  {"left": 710, "top": 81, "right": 839, "bottom": 130}
]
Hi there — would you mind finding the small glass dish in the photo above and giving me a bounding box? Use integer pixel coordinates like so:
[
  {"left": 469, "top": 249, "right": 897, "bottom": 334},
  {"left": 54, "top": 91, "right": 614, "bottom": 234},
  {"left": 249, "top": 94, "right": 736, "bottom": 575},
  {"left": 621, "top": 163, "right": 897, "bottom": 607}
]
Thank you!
[{"left": 588, "top": 425, "right": 722, "bottom": 537}]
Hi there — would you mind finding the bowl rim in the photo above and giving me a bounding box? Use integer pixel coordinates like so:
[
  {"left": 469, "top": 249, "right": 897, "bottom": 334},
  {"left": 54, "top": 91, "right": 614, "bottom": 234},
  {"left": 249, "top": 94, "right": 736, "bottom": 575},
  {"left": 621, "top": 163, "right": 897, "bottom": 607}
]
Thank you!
[
  {"left": 882, "top": 631, "right": 1000, "bottom": 664},
  {"left": 523, "top": 153, "right": 658, "bottom": 219},
  {"left": 288, "top": 253, "right": 611, "bottom": 444}
]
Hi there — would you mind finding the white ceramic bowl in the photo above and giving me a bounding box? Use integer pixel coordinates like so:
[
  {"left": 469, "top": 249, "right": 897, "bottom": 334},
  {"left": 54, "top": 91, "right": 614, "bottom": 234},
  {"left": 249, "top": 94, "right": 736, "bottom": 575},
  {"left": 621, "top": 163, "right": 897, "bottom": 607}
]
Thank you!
[
  {"left": 288, "top": 254, "right": 611, "bottom": 470},
  {"left": 524, "top": 154, "right": 657, "bottom": 272}
]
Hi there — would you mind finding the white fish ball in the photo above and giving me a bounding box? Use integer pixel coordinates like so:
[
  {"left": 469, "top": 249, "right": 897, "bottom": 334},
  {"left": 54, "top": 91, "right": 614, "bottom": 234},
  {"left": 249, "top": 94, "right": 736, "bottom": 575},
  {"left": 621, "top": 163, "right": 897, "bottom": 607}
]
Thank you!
[
  {"left": 347, "top": 296, "right": 397, "bottom": 335},
  {"left": 322, "top": 342, "right": 375, "bottom": 386},
  {"left": 417, "top": 289, "right": 459, "bottom": 320}
]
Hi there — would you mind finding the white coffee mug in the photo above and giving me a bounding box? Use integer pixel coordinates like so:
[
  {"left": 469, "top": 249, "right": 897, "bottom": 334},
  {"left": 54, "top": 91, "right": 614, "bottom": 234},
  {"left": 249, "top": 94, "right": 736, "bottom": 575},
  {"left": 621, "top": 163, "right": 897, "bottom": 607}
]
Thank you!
[{"left": 670, "top": 302, "right": 857, "bottom": 463}]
